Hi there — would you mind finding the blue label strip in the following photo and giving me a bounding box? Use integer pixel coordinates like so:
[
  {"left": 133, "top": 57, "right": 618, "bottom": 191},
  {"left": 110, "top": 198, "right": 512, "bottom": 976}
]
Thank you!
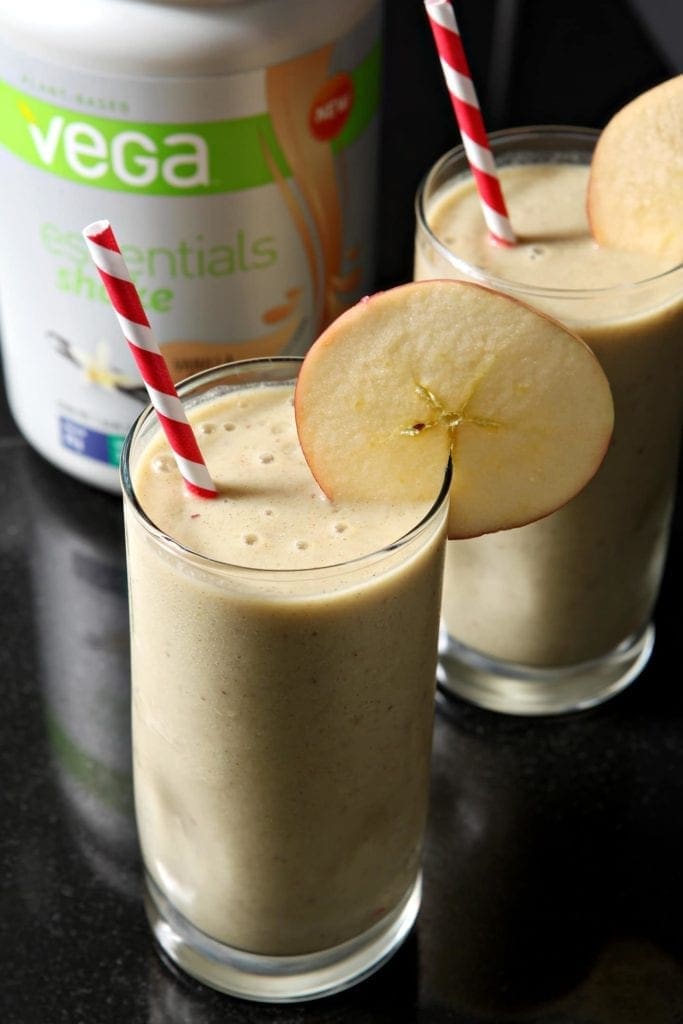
[{"left": 60, "top": 417, "right": 124, "bottom": 468}]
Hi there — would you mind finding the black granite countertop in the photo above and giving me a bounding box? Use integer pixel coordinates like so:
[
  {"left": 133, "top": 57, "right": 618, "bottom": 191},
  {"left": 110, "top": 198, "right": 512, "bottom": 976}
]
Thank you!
[
  {"left": 1, "top": 3, "right": 682, "bottom": 1022},
  {"left": 1, "top": 435, "right": 682, "bottom": 1024}
]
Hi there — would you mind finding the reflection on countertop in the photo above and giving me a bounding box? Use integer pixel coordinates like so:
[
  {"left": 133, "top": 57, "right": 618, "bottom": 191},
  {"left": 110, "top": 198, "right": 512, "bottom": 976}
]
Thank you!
[{"left": 24, "top": 450, "right": 138, "bottom": 900}]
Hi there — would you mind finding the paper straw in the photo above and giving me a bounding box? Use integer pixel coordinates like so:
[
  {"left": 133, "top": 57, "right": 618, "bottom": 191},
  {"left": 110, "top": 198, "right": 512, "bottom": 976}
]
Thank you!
[
  {"left": 82, "top": 220, "right": 217, "bottom": 499},
  {"left": 424, "top": 0, "right": 516, "bottom": 245}
]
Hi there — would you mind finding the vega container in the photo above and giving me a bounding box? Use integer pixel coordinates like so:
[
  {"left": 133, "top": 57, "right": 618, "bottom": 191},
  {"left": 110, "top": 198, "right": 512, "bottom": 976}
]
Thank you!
[{"left": 0, "top": 0, "right": 382, "bottom": 490}]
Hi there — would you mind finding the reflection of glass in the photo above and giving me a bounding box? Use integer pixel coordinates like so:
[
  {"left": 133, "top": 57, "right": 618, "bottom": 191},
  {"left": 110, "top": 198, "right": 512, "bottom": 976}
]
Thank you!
[
  {"left": 415, "top": 128, "right": 683, "bottom": 716},
  {"left": 26, "top": 453, "right": 138, "bottom": 898},
  {"left": 419, "top": 704, "right": 604, "bottom": 1015}
]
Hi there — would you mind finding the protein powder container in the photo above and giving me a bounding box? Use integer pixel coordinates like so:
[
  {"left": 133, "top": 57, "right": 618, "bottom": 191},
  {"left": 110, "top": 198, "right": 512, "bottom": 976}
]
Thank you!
[{"left": 0, "top": 0, "right": 382, "bottom": 491}]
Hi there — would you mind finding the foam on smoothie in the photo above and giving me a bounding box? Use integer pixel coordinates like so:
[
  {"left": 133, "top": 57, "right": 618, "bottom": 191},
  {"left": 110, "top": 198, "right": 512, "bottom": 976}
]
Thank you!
[
  {"left": 134, "top": 382, "right": 433, "bottom": 569},
  {"left": 426, "top": 162, "right": 670, "bottom": 292}
]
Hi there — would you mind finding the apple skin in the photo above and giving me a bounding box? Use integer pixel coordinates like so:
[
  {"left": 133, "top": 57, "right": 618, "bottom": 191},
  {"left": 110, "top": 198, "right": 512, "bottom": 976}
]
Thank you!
[
  {"left": 587, "top": 75, "right": 683, "bottom": 262},
  {"left": 294, "top": 279, "right": 614, "bottom": 540}
]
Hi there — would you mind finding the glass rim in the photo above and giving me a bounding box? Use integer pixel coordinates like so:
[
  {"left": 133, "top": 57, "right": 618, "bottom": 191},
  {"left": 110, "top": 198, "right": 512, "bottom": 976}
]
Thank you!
[
  {"left": 120, "top": 356, "right": 453, "bottom": 581},
  {"left": 415, "top": 124, "right": 683, "bottom": 299}
]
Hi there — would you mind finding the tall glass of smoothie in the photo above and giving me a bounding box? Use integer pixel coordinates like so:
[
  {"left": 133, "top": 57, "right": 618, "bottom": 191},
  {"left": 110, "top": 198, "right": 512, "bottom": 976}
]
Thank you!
[
  {"left": 120, "top": 356, "right": 450, "bottom": 1001},
  {"left": 414, "top": 126, "right": 683, "bottom": 715}
]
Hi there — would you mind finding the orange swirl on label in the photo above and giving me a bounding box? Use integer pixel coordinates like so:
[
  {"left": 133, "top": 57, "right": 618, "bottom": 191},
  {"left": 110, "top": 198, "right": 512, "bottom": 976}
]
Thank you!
[{"left": 266, "top": 48, "right": 349, "bottom": 330}]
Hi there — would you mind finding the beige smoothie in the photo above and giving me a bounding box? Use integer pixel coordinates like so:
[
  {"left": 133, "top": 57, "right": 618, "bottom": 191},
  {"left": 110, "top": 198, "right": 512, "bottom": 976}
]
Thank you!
[
  {"left": 123, "top": 365, "right": 448, "bottom": 962},
  {"left": 415, "top": 147, "right": 683, "bottom": 676}
]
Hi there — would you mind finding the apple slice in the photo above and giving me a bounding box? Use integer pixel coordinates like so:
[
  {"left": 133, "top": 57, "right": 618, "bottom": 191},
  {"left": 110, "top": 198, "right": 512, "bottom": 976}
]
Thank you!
[
  {"left": 587, "top": 75, "right": 683, "bottom": 262},
  {"left": 294, "top": 280, "right": 614, "bottom": 539}
]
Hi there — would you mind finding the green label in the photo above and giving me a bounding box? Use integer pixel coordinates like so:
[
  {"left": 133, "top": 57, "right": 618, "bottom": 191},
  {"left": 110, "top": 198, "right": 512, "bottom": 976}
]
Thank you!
[
  {"left": 0, "top": 42, "right": 380, "bottom": 196},
  {"left": 106, "top": 433, "right": 126, "bottom": 468}
]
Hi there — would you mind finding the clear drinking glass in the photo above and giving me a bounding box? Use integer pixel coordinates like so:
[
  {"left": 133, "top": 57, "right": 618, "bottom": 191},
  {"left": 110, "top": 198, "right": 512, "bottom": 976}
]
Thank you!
[
  {"left": 120, "top": 357, "right": 451, "bottom": 1001},
  {"left": 415, "top": 127, "right": 683, "bottom": 716}
]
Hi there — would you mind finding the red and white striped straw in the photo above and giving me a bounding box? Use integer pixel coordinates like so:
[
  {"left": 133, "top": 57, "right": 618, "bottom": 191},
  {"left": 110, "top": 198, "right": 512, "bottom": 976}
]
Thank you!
[
  {"left": 83, "top": 220, "right": 217, "bottom": 499},
  {"left": 424, "top": 0, "right": 516, "bottom": 246}
]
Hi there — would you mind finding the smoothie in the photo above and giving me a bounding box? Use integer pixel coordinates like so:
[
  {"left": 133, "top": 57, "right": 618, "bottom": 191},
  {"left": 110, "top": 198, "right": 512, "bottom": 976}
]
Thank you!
[
  {"left": 122, "top": 359, "right": 449, "bottom": 996},
  {"left": 415, "top": 129, "right": 683, "bottom": 710}
]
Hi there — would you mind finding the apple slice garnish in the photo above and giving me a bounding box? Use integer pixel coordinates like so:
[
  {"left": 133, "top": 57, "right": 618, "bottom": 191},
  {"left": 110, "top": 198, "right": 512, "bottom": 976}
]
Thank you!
[
  {"left": 294, "top": 280, "right": 614, "bottom": 539},
  {"left": 587, "top": 75, "right": 683, "bottom": 262}
]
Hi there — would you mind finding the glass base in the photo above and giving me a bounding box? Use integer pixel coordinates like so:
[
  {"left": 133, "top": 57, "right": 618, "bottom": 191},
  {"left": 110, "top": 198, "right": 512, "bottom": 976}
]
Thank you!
[
  {"left": 145, "top": 870, "right": 421, "bottom": 1003},
  {"left": 436, "top": 623, "right": 655, "bottom": 716}
]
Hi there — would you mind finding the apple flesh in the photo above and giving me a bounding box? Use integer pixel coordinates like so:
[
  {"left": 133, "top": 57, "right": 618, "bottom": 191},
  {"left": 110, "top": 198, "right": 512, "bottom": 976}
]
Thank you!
[
  {"left": 294, "top": 280, "right": 614, "bottom": 539},
  {"left": 587, "top": 75, "right": 683, "bottom": 262}
]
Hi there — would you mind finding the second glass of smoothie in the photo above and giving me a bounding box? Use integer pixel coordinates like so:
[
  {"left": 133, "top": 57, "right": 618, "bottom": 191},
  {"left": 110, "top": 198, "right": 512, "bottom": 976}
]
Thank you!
[
  {"left": 415, "top": 127, "right": 683, "bottom": 716},
  {"left": 121, "top": 357, "right": 451, "bottom": 1001}
]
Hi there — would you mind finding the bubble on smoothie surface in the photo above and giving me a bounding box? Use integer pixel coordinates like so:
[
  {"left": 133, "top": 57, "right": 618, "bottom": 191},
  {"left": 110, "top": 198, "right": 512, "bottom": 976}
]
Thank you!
[
  {"left": 197, "top": 421, "right": 216, "bottom": 434},
  {"left": 258, "top": 452, "right": 275, "bottom": 464},
  {"left": 242, "top": 533, "right": 259, "bottom": 546},
  {"left": 152, "top": 454, "right": 175, "bottom": 474},
  {"left": 333, "top": 522, "right": 348, "bottom": 534},
  {"left": 222, "top": 422, "right": 237, "bottom": 432}
]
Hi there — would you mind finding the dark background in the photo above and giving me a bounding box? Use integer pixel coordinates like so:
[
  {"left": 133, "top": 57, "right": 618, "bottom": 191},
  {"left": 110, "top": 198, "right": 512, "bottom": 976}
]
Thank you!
[{"left": 1, "top": 3, "right": 682, "bottom": 1023}]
